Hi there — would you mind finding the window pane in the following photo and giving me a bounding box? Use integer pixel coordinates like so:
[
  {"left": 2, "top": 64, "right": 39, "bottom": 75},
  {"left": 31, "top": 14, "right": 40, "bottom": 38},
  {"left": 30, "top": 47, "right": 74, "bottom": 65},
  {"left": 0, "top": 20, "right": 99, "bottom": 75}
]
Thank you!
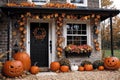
[
  {"left": 71, "top": 0, "right": 84, "bottom": 3},
  {"left": 66, "top": 23, "right": 87, "bottom": 45},
  {"left": 67, "top": 24, "right": 73, "bottom": 34},
  {"left": 32, "top": 0, "right": 46, "bottom": 2}
]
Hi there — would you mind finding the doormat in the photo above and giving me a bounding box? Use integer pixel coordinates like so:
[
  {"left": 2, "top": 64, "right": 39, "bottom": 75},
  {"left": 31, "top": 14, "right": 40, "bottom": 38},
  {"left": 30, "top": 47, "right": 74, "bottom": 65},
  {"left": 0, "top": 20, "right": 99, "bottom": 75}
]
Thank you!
[{"left": 36, "top": 72, "right": 57, "bottom": 76}]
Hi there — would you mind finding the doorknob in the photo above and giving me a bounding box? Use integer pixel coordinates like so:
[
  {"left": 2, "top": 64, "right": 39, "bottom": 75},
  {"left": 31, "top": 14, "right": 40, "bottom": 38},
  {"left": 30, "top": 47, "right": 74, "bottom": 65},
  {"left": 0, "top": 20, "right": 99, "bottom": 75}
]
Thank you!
[{"left": 28, "top": 41, "right": 30, "bottom": 44}]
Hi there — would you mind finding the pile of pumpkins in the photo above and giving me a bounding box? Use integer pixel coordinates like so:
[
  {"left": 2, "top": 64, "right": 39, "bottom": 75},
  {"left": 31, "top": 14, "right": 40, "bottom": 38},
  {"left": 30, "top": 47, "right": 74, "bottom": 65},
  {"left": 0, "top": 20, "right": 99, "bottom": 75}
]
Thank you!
[
  {"left": 2, "top": 52, "right": 40, "bottom": 78},
  {"left": 50, "top": 56, "right": 120, "bottom": 72}
]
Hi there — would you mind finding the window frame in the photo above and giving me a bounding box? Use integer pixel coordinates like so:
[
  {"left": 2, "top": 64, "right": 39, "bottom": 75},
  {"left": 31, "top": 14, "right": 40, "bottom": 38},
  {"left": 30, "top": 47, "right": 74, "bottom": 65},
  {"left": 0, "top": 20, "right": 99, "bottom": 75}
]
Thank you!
[
  {"left": 28, "top": 0, "right": 49, "bottom": 5},
  {"left": 67, "top": 0, "right": 88, "bottom": 7},
  {"left": 63, "top": 19, "right": 91, "bottom": 47}
]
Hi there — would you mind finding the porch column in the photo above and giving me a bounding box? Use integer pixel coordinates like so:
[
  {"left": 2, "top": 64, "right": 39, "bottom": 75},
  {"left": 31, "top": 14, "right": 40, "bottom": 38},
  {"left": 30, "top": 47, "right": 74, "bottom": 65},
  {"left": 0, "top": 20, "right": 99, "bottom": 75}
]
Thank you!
[
  {"left": 7, "top": 12, "right": 12, "bottom": 60},
  {"left": 110, "top": 16, "right": 114, "bottom": 56}
]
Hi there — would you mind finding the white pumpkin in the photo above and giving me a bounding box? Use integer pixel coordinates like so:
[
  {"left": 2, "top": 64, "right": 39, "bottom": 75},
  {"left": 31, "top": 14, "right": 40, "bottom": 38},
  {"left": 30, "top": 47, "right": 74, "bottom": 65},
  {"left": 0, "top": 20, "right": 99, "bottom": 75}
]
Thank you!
[{"left": 71, "top": 64, "right": 78, "bottom": 71}]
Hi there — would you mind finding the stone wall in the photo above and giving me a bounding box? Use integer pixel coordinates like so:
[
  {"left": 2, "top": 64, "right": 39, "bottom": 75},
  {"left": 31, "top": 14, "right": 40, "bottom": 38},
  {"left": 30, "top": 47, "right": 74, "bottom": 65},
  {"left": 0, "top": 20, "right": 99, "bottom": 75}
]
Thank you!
[
  {"left": 7, "top": 0, "right": 100, "bottom": 8},
  {"left": 88, "top": 0, "right": 99, "bottom": 8},
  {"left": 0, "top": 16, "right": 8, "bottom": 61}
]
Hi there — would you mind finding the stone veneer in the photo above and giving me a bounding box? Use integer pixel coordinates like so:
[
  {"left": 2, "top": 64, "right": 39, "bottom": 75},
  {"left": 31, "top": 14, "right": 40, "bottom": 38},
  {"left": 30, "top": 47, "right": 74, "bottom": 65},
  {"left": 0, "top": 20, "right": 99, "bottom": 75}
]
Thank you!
[
  {"left": 8, "top": 0, "right": 100, "bottom": 8},
  {"left": 0, "top": 0, "right": 101, "bottom": 63}
]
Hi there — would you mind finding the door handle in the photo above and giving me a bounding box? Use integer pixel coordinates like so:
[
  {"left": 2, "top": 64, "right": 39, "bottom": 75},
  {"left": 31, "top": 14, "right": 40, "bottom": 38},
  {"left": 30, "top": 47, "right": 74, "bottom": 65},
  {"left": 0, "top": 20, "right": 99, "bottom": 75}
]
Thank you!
[
  {"left": 50, "top": 40, "right": 52, "bottom": 53},
  {"left": 28, "top": 41, "right": 30, "bottom": 44}
]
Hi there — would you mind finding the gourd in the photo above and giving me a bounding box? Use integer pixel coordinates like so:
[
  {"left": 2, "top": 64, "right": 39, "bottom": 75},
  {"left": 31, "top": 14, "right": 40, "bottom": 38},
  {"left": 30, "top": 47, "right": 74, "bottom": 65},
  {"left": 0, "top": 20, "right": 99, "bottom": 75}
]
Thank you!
[{"left": 71, "top": 64, "right": 78, "bottom": 71}]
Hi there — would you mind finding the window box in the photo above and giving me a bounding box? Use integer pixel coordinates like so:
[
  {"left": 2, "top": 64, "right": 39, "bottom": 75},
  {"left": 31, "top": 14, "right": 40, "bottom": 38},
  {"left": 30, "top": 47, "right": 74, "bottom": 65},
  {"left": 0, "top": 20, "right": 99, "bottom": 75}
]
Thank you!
[
  {"left": 64, "top": 44, "right": 92, "bottom": 58},
  {"left": 65, "top": 51, "right": 91, "bottom": 58}
]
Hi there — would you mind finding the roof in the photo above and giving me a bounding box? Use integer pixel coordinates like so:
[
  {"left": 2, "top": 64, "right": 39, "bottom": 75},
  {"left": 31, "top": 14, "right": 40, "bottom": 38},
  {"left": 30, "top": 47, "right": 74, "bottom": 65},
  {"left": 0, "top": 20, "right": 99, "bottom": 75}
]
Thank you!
[{"left": 0, "top": 6, "right": 120, "bottom": 21}]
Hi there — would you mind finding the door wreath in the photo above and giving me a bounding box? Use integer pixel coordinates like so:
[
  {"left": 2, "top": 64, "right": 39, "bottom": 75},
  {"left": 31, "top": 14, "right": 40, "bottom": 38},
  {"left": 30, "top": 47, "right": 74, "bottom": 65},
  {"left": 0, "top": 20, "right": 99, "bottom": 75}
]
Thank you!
[{"left": 33, "top": 27, "right": 46, "bottom": 40}]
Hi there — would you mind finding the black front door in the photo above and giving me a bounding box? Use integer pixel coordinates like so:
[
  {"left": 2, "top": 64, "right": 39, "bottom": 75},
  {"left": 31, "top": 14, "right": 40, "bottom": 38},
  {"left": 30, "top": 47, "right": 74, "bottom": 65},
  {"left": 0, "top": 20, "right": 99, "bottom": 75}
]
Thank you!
[{"left": 30, "top": 22, "right": 49, "bottom": 67}]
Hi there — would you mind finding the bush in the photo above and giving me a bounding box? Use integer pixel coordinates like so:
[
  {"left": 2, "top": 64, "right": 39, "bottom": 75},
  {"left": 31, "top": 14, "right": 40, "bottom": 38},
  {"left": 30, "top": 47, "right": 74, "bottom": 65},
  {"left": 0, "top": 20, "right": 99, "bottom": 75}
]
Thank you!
[
  {"left": 93, "top": 60, "right": 104, "bottom": 69},
  {"left": 81, "top": 60, "right": 92, "bottom": 67}
]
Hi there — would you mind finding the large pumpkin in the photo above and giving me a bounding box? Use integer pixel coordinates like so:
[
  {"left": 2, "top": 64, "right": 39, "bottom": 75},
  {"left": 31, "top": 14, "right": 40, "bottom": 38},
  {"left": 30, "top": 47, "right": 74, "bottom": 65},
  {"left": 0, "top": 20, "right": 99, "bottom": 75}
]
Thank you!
[
  {"left": 104, "top": 57, "right": 120, "bottom": 70},
  {"left": 13, "top": 52, "right": 31, "bottom": 71},
  {"left": 3, "top": 60, "right": 24, "bottom": 77},
  {"left": 50, "top": 61, "right": 60, "bottom": 72}
]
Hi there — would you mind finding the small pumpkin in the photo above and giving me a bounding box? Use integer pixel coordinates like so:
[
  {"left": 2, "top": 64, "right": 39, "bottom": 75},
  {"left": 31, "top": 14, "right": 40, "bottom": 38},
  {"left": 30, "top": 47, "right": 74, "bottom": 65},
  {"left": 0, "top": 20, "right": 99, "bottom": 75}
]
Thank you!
[
  {"left": 13, "top": 52, "right": 31, "bottom": 71},
  {"left": 19, "top": 27, "right": 24, "bottom": 32},
  {"left": 50, "top": 61, "right": 60, "bottom": 72},
  {"left": 3, "top": 60, "right": 24, "bottom": 77},
  {"left": 57, "top": 47, "right": 63, "bottom": 52},
  {"left": 98, "top": 66, "right": 104, "bottom": 71},
  {"left": 84, "top": 64, "right": 93, "bottom": 71},
  {"left": 104, "top": 56, "right": 120, "bottom": 70},
  {"left": 95, "top": 29, "right": 99, "bottom": 34},
  {"left": 60, "top": 65, "right": 69, "bottom": 72},
  {"left": 30, "top": 62, "right": 40, "bottom": 74},
  {"left": 78, "top": 66, "right": 84, "bottom": 71},
  {"left": 71, "top": 64, "right": 78, "bottom": 71}
]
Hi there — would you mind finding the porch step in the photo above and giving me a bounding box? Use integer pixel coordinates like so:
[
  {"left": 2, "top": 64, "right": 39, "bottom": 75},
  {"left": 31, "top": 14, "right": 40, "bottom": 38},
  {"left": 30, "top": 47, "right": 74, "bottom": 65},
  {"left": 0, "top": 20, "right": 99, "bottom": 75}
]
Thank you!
[
  {"left": 36, "top": 72, "right": 57, "bottom": 76},
  {"left": 40, "top": 67, "right": 49, "bottom": 72}
]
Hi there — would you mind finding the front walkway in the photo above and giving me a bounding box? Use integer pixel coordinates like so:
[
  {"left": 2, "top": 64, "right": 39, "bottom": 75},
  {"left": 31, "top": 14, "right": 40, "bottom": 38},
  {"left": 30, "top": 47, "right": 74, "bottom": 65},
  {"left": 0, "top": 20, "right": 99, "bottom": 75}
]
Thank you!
[{"left": 16, "top": 70, "right": 120, "bottom": 80}]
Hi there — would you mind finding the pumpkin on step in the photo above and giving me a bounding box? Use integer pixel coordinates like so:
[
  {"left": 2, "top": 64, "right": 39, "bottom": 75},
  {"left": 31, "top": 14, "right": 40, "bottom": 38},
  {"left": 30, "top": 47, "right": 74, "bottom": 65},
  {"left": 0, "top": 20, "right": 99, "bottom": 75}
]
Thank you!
[
  {"left": 30, "top": 62, "right": 40, "bottom": 74},
  {"left": 78, "top": 66, "right": 84, "bottom": 71},
  {"left": 84, "top": 64, "right": 93, "bottom": 71},
  {"left": 60, "top": 65, "right": 69, "bottom": 72},
  {"left": 104, "top": 56, "right": 120, "bottom": 70},
  {"left": 71, "top": 64, "right": 78, "bottom": 71},
  {"left": 50, "top": 61, "right": 60, "bottom": 72},
  {"left": 13, "top": 52, "right": 31, "bottom": 71},
  {"left": 3, "top": 60, "right": 24, "bottom": 77}
]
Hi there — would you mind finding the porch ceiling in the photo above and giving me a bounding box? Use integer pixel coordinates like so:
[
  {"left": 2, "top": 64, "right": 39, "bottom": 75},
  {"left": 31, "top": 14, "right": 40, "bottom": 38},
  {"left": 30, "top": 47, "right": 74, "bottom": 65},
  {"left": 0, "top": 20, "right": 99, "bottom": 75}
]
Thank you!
[{"left": 0, "top": 6, "right": 120, "bottom": 21}]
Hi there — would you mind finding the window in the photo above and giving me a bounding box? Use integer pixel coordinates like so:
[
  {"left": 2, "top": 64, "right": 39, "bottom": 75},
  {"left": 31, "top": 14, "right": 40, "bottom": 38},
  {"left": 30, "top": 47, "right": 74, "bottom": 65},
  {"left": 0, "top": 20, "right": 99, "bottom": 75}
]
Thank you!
[
  {"left": 28, "top": 0, "right": 49, "bottom": 5},
  {"left": 67, "top": 0, "right": 87, "bottom": 7},
  {"left": 66, "top": 23, "right": 87, "bottom": 45}
]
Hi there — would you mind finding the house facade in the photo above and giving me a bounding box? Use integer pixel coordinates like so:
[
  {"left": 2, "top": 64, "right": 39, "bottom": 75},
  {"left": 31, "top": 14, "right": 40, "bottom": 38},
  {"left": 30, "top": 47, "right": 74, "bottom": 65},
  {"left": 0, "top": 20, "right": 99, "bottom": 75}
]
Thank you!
[{"left": 0, "top": 0, "right": 119, "bottom": 70}]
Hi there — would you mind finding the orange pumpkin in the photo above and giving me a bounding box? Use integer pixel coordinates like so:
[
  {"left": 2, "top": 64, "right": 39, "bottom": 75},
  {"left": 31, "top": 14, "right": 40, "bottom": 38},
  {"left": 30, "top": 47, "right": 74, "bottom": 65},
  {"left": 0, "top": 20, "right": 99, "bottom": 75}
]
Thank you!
[
  {"left": 98, "top": 66, "right": 104, "bottom": 71},
  {"left": 13, "top": 52, "right": 31, "bottom": 71},
  {"left": 84, "top": 64, "right": 93, "bottom": 71},
  {"left": 60, "top": 65, "right": 69, "bottom": 72},
  {"left": 50, "top": 62, "right": 60, "bottom": 72},
  {"left": 78, "top": 66, "right": 84, "bottom": 71},
  {"left": 104, "top": 57, "right": 120, "bottom": 70},
  {"left": 3, "top": 60, "right": 24, "bottom": 77},
  {"left": 30, "top": 66, "right": 40, "bottom": 74}
]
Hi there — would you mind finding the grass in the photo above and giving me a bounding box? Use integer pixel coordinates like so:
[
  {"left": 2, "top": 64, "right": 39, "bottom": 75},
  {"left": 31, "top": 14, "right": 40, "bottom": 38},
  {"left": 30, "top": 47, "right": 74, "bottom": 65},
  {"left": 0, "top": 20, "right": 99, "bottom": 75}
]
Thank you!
[{"left": 102, "top": 50, "right": 120, "bottom": 59}]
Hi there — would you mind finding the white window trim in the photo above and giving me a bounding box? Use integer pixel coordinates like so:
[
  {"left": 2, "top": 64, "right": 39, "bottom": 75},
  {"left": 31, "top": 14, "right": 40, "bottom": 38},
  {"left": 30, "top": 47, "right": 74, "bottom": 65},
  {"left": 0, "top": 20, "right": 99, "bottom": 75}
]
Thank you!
[
  {"left": 63, "top": 19, "right": 91, "bottom": 47},
  {"left": 28, "top": 0, "right": 49, "bottom": 5},
  {"left": 67, "top": 0, "right": 87, "bottom": 7}
]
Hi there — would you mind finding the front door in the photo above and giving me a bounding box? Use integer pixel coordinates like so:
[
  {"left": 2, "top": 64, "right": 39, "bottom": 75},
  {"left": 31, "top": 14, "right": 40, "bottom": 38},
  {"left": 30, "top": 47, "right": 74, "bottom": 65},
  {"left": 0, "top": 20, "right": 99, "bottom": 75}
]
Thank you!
[{"left": 30, "top": 22, "right": 49, "bottom": 67}]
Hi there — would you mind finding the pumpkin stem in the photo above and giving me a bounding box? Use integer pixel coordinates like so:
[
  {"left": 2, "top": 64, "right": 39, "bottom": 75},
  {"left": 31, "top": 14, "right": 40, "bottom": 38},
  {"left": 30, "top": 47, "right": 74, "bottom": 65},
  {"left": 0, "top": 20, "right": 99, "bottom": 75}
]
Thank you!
[{"left": 34, "top": 62, "right": 38, "bottom": 66}]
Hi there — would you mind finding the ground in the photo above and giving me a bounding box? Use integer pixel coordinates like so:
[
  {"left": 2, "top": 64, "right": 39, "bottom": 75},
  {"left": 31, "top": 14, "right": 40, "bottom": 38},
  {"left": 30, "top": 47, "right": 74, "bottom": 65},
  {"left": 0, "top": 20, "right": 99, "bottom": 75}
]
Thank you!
[{"left": 6, "top": 70, "right": 120, "bottom": 80}]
